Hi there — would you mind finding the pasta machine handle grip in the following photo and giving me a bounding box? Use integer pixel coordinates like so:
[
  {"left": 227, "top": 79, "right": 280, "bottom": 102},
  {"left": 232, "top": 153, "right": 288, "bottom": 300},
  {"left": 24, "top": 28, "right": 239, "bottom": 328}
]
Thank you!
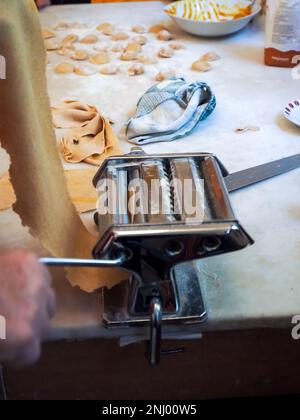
[{"left": 39, "top": 252, "right": 127, "bottom": 268}]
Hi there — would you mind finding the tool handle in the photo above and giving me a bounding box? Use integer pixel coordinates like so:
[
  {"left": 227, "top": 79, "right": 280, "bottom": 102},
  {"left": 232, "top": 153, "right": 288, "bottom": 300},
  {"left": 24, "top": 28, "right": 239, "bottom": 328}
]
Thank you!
[
  {"left": 149, "top": 297, "right": 162, "bottom": 366},
  {"left": 39, "top": 253, "right": 126, "bottom": 268}
]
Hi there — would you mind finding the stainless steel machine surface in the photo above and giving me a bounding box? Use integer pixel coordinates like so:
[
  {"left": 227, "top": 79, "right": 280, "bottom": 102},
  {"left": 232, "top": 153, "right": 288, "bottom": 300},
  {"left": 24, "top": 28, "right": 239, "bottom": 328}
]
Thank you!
[{"left": 41, "top": 148, "right": 300, "bottom": 364}]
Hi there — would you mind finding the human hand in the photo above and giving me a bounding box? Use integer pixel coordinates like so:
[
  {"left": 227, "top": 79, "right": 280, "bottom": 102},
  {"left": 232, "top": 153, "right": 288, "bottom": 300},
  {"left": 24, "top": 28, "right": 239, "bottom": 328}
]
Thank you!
[
  {"left": 0, "top": 250, "right": 56, "bottom": 367},
  {"left": 35, "top": 0, "right": 51, "bottom": 9}
]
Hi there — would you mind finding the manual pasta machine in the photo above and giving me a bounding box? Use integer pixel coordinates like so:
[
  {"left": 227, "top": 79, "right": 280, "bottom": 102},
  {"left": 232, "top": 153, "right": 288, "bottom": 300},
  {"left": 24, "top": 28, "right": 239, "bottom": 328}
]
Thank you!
[{"left": 41, "top": 148, "right": 300, "bottom": 365}]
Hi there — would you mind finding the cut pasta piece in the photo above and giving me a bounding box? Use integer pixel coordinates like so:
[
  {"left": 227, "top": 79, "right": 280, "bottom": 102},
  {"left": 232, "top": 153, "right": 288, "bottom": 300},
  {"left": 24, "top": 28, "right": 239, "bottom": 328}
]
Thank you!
[
  {"left": 137, "top": 54, "right": 158, "bottom": 64},
  {"left": 45, "top": 39, "right": 60, "bottom": 51},
  {"left": 71, "top": 50, "right": 88, "bottom": 61},
  {"left": 132, "top": 25, "right": 146, "bottom": 34},
  {"left": 169, "top": 42, "right": 185, "bottom": 50},
  {"left": 128, "top": 63, "right": 144, "bottom": 76},
  {"left": 149, "top": 23, "right": 166, "bottom": 33},
  {"left": 97, "top": 22, "right": 115, "bottom": 36},
  {"left": 55, "top": 62, "right": 75, "bottom": 74},
  {"left": 89, "top": 52, "right": 110, "bottom": 65},
  {"left": 42, "top": 28, "right": 56, "bottom": 39},
  {"left": 155, "top": 69, "right": 175, "bottom": 81},
  {"left": 80, "top": 35, "right": 99, "bottom": 44},
  {"left": 158, "top": 46, "right": 173, "bottom": 58},
  {"left": 200, "top": 51, "right": 221, "bottom": 62},
  {"left": 191, "top": 59, "right": 212, "bottom": 72},
  {"left": 157, "top": 30, "right": 173, "bottom": 41},
  {"left": 132, "top": 35, "right": 147, "bottom": 45},
  {"left": 100, "top": 65, "right": 119, "bottom": 75},
  {"left": 112, "top": 32, "right": 129, "bottom": 41}
]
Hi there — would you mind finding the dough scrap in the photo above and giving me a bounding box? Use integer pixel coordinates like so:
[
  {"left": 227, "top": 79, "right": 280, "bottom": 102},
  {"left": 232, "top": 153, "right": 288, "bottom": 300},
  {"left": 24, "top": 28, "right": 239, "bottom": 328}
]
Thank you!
[
  {"left": 52, "top": 101, "right": 98, "bottom": 129},
  {"left": 52, "top": 101, "right": 123, "bottom": 165},
  {"left": 235, "top": 125, "right": 260, "bottom": 134},
  {"left": 0, "top": 1, "right": 126, "bottom": 292}
]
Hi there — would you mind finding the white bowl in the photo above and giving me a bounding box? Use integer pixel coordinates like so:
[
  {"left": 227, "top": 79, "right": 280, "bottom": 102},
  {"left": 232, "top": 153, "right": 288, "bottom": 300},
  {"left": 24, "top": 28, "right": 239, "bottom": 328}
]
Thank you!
[
  {"left": 284, "top": 99, "right": 300, "bottom": 128},
  {"left": 164, "top": 1, "right": 261, "bottom": 37}
]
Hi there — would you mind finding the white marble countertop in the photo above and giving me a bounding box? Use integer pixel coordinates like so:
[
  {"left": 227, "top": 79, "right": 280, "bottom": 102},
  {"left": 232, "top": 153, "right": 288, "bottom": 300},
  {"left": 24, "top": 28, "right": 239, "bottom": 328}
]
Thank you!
[{"left": 1, "top": 1, "right": 300, "bottom": 340}]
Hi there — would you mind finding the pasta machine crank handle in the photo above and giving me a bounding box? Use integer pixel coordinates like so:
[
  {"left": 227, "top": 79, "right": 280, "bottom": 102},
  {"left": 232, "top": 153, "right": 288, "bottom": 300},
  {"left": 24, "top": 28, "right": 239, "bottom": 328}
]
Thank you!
[
  {"left": 145, "top": 296, "right": 186, "bottom": 366},
  {"left": 39, "top": 252, "right": 127, "bottom": 268}
]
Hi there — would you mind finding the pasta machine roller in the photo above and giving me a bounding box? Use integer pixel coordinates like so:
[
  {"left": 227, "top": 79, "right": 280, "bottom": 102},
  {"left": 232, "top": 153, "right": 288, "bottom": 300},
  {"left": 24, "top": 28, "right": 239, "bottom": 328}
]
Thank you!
[
  {"left": 91, "top": 147, "right": 253, "bottom": 364},
  {"left": 41, "top": 148, "right": 300, "bottom": 365}
]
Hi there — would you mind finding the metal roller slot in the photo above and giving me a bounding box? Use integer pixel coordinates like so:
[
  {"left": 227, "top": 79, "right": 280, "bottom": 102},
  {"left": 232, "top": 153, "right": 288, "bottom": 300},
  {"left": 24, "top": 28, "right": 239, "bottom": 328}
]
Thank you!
[
  {"left": 140, "top": 160, "right": 174, "bottom": 224},
  {"left": 169, "top": 158, "right": 206, "bottom": 224}
]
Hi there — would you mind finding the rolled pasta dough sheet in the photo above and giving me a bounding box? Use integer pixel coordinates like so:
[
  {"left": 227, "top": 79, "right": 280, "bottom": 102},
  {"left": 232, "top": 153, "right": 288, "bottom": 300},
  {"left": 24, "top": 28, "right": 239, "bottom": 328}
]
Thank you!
[
  {"left": 0, "top": 0, "right": 126, "bottom": 292},
  {"left": 0, "top": 168, "right": 99, "bottom": 214}
]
